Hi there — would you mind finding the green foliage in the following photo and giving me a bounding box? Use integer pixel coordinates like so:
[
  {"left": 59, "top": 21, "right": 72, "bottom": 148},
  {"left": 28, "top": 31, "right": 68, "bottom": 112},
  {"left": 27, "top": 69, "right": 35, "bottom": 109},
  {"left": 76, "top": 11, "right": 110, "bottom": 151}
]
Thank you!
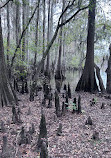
[
  {"left": 65, "top": 33, "right": 74, "bottom": 45},
  {"left": 14, "top": 58, "right": 28, "bottom": 78},
  {"left": 93, "top": 98, "right": 97, "bottom": 103},
  {"left": 14, "top": 0, "right": 21, "bottom": 5},
  {"left": 30, "top": 25, "right": 35, "bottom": 32}
]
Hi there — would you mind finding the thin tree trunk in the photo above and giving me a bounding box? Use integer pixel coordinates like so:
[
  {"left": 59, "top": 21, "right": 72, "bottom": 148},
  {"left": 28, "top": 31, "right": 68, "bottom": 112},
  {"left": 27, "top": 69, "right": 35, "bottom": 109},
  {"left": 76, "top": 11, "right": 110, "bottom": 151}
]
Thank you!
[
  {"left": 7, "top": 3, "right": 10, "bottom": 67},
  {"left": 22, "top": 0, "right": 26, "bottom": 61},
  {"left": 62, "top": 0, "right": 66, "bottom": 74},
  {"left": 62, "top": 30, "right": 66, "bottom": 73},
  {"left": 16, "top": 0, "right": 21, "bottom": 46},
  {"left": 49, "top": 0, "right": 54, "bottom": 73},
  {"left": 26, "top": 0, "right": 29, "bottom": 66},
  {"left": 45, "top": 0, "right": 51, "bottom": 77},
  {"left": 41, "top": 0, "right": 46, "bottom": 73},
  {"left": 50, "top": 0, "right": 53, "bottom": 39},
  {"left": 34, "top": 0, "right": 40, "bottom": 67}
]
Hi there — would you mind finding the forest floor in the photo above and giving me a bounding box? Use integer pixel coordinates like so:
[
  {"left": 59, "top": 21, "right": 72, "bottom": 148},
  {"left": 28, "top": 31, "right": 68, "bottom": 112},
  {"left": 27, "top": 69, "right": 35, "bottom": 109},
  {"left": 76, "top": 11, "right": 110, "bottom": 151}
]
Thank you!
[{"left": 0, "top": 91, "right": 111, "bottom": 158}]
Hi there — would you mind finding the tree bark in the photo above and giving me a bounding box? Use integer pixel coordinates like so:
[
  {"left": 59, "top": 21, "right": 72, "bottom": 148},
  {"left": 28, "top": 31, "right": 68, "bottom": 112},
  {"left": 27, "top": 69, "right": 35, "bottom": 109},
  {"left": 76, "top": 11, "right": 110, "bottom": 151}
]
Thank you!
[
  {"left": 106, "top": 44, "right": 111, "bottom": 93},
  {"left": 76, "top": 0, "right": 98, "bottom": 92}
]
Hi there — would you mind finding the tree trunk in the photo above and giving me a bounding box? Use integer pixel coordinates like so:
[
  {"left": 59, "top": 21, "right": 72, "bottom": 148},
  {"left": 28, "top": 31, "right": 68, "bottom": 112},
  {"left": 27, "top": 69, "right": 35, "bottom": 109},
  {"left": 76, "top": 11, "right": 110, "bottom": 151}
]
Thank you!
[
  {"left": 6, "top": 2, "right": 10, "bottom": 67},
  {"left": 50, "top": 0, "right": 53, "bottom": 39},
  {"left": 22, "top": 0, "right": 26, "bottom": 61},
  {"left": 45, "top": 0, "right": 51, "bottom": 77},
  {"left": 62, "top": 0, "right": 66, "bottom": 75},
  {"left": 0, "top": 15, "right": 16, "bottom": 106},
  {"left": 34, "top": 0, "right": 40, "bottom": 67},
  {"left": 26, "top": 0, "right": 30, "bottom": 66},
  {"left": 16, "top": 0, "right": 21, "bottom": 46},
  {"left": 41, "top": 0, "right": 46, "bottom": 73},
  {"left": 49, "top": 0, "right": 54, "bottom": 73},
  {"left": 55, "top": 28, "right": 63, "bottom": 79},
  {"left": 55, "top": 0, "right": 65, "bottom": 80},
  {"left": 106, "top": 44, "right": 111, "bottom": 93},
  {"left": 76, "top": 0, "right": 98, "bottom": 92}
]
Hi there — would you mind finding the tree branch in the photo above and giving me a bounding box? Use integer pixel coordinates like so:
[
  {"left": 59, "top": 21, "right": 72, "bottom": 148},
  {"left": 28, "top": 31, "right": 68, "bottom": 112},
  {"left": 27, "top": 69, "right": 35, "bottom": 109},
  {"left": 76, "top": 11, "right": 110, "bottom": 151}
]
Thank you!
[
  {"left": 58, "top": 0, "right": 76, "bottom": 25},
  {"left": 0, "top": 0, "right": 12, "bottom": 9},
  {"left": 59, "top": 5, "right": 89, "bottom": 27}
]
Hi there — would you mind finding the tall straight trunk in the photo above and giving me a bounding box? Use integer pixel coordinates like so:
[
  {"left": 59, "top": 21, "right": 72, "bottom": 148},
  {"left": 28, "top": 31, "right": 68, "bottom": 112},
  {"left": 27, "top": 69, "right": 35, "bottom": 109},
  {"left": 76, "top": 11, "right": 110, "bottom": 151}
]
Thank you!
[
  {"left": 34, "top": 0, "right": 40, "bottom": 67},
  {"left": 46, "top": 0, "right": 51, "bottom": 76},
  {"left": 48, "top": 0, "right": 54, "bottom": 73},
  {"left": 62, "top": 0, "right": 66, "bottom": 73},
  {"left": 76, "top": 0, "right": 98, "bottom": 92},
  {"left": 57, "top": 28, "right": 62, "bottom": 72},
  {"left": 41, "top": 0, "right": 46, "bottom": 73},
  {"left": 62, "top": 31, "right": 66, "bottom": 73},
  {"left": 0, "top": 15, "right": 16, "bottom": 106},
  {"left": 7, "top": 3, "right": 10, "bottom": 67},
  {"left": 16, "top": 0, "right": 21, "bottom": 46},
  {"left": 26, "top": 0, "right": 29, "bottom": 66},
  {"left": 50, "top": 0, "right": 53, "bottom": 40},
  {"left": 22, "top": 0, "right": 26, "bottom": 61}
]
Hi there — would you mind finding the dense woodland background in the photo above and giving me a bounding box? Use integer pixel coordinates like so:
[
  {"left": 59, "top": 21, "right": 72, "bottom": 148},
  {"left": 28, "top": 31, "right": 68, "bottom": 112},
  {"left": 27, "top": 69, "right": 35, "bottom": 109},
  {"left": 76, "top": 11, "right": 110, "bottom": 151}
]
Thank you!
[{"left": 0, "top": 0, "right": 111, "bottom": 157}]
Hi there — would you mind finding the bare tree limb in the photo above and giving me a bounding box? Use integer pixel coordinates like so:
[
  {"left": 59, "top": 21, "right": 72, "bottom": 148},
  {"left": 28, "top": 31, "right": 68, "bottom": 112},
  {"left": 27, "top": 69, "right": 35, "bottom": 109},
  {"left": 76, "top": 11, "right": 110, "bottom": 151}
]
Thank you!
[
  {"left": 59, "top": 6, "right": 89, "bottom": 27},
  {"left": 0, "top": 0, "right": 12, "bottom": 9},
  {"left": 58, "top": 0, "right": 76, "bottom": 24}
]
